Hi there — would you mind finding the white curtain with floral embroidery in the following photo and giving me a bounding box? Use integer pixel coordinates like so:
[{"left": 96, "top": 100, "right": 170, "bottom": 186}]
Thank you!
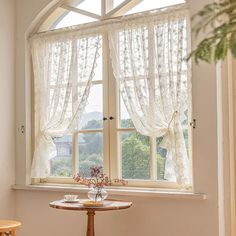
[
  {"left": 30, "top": 32, "right": 101, "bottom": 178},
  {"left": 109, "top": 9, "right": 191, "bottom": 185}
]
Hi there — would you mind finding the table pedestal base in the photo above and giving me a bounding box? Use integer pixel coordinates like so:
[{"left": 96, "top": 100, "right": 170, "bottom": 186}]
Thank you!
[
  {"left": 49, "top": 199, "right": 132, "bottom": 236},
  {"left": 86, "top": 210, "right": 95, "bottom": 236}
]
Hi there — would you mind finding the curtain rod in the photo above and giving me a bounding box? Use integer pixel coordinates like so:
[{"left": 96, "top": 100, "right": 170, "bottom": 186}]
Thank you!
[{"left": 30, "top": 2, "right": 189, "bottom": 39}]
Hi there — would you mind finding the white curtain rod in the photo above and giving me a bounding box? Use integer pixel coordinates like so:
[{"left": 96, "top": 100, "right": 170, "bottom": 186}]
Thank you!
[{"left": 30, "top": 3, "right": 189, "bottom": 39}]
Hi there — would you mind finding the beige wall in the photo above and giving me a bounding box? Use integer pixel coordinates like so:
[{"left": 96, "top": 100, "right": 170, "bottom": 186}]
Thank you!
[
  {"left": 14, "top": 0, "right": 221, "bottom": 236},
  {"left": 15, "top": 190, "right": 215, "bottom": 236},
  {"left": 0, "top": 0, "right": 15, "bottom": 219}
]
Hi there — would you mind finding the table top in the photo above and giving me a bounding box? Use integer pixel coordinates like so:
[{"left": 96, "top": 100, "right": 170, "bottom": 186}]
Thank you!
[
  {"left": 49, "top": 199, "right": 132, "bottom": 212},
  {"left": 0, "top": 220, "right": 21, "bottom": 232}
]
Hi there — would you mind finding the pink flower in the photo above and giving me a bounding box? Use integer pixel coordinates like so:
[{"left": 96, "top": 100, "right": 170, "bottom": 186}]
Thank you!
[{"left": 73, "top": 166, "right": 128, "bottom": 188}]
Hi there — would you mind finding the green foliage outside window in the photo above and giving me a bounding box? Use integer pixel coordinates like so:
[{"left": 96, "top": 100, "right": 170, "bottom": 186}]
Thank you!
[{"left": 50, "top": 119, "right": 177, "bottom": 181}]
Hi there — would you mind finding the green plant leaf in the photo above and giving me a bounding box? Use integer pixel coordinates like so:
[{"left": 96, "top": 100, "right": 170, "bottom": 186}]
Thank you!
[
  {"left": 189, "top": 0, "right": 236, "bottom": 64},
  {"left": 214, "top": 37, "right": 228, "bottom": 62},
  {"left": 230, "top": 31, "right": 236, "bottom": 57},
  {"left": 193, "top": 38, "right": 214, "bottom": 64}
]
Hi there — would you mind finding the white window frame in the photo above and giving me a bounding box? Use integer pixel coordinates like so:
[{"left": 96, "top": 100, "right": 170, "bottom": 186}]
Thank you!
[{"left": 32, "top": 0, "right": 191, "bottom": 190}]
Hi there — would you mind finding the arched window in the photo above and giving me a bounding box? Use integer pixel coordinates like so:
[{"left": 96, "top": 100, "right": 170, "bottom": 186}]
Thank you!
[
  {"left": 31, "top": 0, "right": 191, "bottom": 189},
  {"left": 39, "top": 0, "right": 186, "bottom": 31}
]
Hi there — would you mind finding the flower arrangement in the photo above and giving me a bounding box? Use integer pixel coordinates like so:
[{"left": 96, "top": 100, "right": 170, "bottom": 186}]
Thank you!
[
  {"left": 73, "top": 166, "right": 128, "bottom": 188},
  {"left": 73, "top": 166, "right": 128, "bottom": 202}
]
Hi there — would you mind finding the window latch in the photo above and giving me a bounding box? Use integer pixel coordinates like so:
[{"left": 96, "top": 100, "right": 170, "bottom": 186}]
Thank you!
[
  {"left": 190, "top": 119, "right": 196, "bottom": 129},
  {"left": 18, "top": 125, "right": 25, "bottom": 134}
]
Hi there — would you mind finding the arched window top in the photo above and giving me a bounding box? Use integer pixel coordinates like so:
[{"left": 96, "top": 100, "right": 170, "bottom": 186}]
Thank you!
[{"left": 39, "top": 0, "right": 186, "bottom": 32}]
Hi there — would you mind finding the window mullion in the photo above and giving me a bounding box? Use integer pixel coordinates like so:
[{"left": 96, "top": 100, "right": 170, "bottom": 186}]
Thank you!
[
  {"left": 105, "top": 30, "right": 120, "bottom": 179},
  {"left": 101, "top": 0, "right": 106, "bottom": 16},
  {"left": 72, "top": 133, "right": 78, "bottom": 175},
  {"left": 102, "top": 32, "right": 111, "bottom": 177},
  {"left": 72, "top": 39, "right": 78, "bottom": 176},
  {"left": 102, "top": 0, "right": 113, "bottom": 16}
]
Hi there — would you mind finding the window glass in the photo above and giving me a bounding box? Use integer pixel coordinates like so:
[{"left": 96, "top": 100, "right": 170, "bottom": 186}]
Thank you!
[
  {"left": 76, "top": 0, "right": 101, "bottom": 15},
  {"left": 54, "top": 8, "right": 97, "bottom": 29},
  {"left": 125, "top": 0, "right": 185, "bottom": 15},
  {"left": 78, "top": 132, "right": 103, "bottom": 176},
  {"left": 156, "top": 137, "right": 167, "bottom": 180},
  {"left": 50, "top": 135, "right": 73, "bottom": 177},
  {"left": 79, "top": 84, "right": 103, "bottom": 130},
  {"left": 113, "top": 0, "right": 125, "bottom": 8},
  {"left": 121, "top": 131, "right": 150, "bottom": 180},
  {"left": 120, "top": 95, "right": 134, "bottom": 128}
]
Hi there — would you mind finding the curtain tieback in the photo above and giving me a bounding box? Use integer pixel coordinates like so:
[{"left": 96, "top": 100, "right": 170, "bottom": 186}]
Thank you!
[
  {"left": 167, "top": 110, "right": 178, "bottom": 131},
  {"left": 160, "top": 111, "right": 178, "bottom": 149},
  {"left": 37, "top": 131, "right": 57, "bottom": 160}
]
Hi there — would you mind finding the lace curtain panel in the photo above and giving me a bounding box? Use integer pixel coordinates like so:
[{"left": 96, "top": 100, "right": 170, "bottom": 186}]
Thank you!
[
  {"left": 109, "top": 10, "right": 191, "bottom": 185},
  {"left": 30, "top": 32, "right": 101, "bottom": 178}
]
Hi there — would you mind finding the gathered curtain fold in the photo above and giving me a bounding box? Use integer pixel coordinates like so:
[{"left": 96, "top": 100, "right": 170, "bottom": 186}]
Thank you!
[
  {"left": 108, "top": 10, "right": 191, "bottom": 185},
  {"left": 30, "top": 33, "right": 101, "bottom": 178}
]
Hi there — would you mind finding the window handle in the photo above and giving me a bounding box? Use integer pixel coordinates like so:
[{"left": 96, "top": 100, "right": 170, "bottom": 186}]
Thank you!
[
  {"left": 109, "top": 116, "right": 114, "bottom": 120},
  {"left": 103, "top": 117, "right": 108, "bottom": 121}
]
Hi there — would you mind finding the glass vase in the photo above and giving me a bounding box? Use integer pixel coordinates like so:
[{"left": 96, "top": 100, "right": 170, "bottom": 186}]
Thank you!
[{"left": 88, "top": 187, "right": 108, "bottom": 202}]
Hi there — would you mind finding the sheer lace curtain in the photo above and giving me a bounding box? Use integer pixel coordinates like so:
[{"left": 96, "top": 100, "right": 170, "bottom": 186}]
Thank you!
[
  {"left": 109, "top": 9, "right": 191, "bottom": 185},
  {"left": 30, "top": 32, "right": 101, "bottom": 178}
]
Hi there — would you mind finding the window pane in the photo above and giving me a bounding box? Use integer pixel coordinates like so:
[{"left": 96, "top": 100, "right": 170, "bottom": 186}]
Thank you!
[
  {"left": 76, "top": 0, "right": 101, "bottom": 15},
  {"left": 113, "top": 0, "right": 125, "bottom": 8},
  {"left": 121, "top": 131, "right": 150, "bottom": 179},
  {"left": 183, "top": 128, "right": 189, "bottom": 156},
  {"left": 50, "top": 135, "right": 72, "bottom": 177},
  {"left": 78, "top": 132, "right": 103, "bottom": 176},
  {"left": 120, "top": 94, "right": 134, "bottom": 128},
  {"left": 125, "top": 0, "right": 185, "bottom": 15},
  {"left": 156, "top": 137, "right": 167, "bottom": 180},
  {"left": 79, "top": 84, "right": 103, "bottom": 130},
  {"left": 54, "top": 8, "right": 97, "bottom": 29}
]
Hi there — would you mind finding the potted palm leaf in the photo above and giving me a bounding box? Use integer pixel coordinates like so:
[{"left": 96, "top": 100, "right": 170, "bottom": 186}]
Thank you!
[{"left": 189, "top": 0, "right": 236, "bottom": 63}]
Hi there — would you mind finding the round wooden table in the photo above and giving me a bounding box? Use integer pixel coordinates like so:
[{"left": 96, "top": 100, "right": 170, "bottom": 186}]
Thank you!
[
  {"left": 0, "top": 220, "right": 21, "bottom": 236},
  {"left": 49, "top": 199, "right": 132, "bottom": 236}
]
